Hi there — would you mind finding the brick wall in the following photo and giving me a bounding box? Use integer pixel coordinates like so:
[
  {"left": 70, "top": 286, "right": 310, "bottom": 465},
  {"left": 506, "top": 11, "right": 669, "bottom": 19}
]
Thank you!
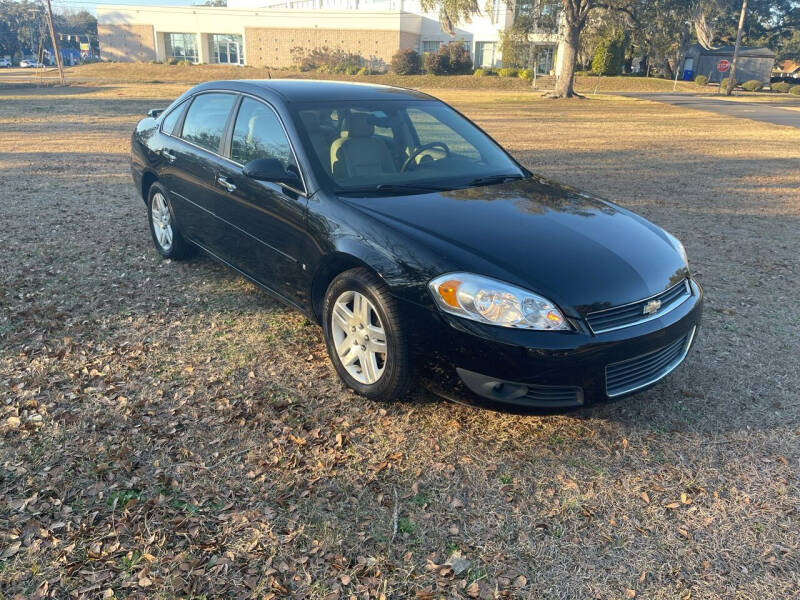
[
  {"left": 98, "top": 24, "right": 155, "bottom": 62},
  {"left": 244, "top": 27, "right": 419, "bottom": 69}
]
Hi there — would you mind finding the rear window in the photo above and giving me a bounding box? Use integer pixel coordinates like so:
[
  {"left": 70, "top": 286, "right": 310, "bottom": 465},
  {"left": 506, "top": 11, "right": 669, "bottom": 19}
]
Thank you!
[{"left": 180, "top": 93, "right": 236, "bottom": 153}]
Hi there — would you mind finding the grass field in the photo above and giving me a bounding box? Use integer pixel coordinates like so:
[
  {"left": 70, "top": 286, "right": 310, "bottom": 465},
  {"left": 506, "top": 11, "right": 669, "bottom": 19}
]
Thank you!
[
  {"left": 0, "top": 62, "right": 708, "bottom": 93},
  {"left": 1, "top": 81, "right": 799, "bottom": 599}
]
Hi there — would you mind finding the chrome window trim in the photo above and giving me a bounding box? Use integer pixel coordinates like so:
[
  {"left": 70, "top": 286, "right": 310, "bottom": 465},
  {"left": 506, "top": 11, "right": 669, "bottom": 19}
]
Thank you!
[
  {"left": 605, "top": 326, "right": 696, "bottom": 398},
  {"left": 588, "top": 279, "right": 692, "bottom": 335},
  {"left": 160, "top": 89, "right": 308, "bottom": 197}
]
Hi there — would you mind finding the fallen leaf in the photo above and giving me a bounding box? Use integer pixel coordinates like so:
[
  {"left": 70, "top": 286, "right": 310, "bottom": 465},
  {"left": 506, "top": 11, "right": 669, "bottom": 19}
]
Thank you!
[
  {"left": 1, "top": 541, "right": 21, "bottom": 559},
  {"left": 447, "top": 551, "right": 471, "bottom": 576},
  {"left": 640, "top": 492, "right": 650, "bottom": 504}
]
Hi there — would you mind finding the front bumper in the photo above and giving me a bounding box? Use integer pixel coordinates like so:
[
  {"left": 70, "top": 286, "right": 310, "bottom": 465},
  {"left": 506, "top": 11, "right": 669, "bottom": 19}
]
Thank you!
[{"left": 412, "top": 279, "right": 703, "bottom": 408}]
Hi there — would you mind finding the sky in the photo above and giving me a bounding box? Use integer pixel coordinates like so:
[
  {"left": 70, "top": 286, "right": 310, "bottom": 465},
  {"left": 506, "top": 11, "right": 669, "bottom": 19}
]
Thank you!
[{"left": 50, "top": 0, "right": 201, "bottom": 15}]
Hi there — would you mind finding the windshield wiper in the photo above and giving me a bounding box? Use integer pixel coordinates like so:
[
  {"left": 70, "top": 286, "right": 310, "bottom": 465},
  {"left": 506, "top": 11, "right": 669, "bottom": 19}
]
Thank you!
[
  {"left": 336, "top": 183, "right": 450, "bottom": 196},
  {"left": 467, "top": 173, "right": 525, "bottom": 187}
]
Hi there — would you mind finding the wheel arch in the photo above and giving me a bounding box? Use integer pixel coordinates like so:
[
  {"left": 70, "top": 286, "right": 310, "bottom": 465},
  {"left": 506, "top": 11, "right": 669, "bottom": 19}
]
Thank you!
[
  {"left": 141, "top": 170, "right": 159, "bottom": 204},
  {"left": 310, "top": 252, "right": 387, "bottom": 324}
]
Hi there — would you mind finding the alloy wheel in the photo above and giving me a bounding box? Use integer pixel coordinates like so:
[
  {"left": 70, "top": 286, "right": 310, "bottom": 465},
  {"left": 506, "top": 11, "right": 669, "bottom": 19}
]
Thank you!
[
  {"left": 330, "top": 290, "right": 388, "bottom": 385},
  {"left": 150, "top": 192, "right": 173, "bottom": 252}
]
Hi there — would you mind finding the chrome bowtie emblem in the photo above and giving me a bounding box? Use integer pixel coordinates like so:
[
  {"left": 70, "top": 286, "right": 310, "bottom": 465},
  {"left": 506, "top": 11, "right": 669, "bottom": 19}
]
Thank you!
[{"left": 643, "top": 299, "right": 662, "bottom": 315}]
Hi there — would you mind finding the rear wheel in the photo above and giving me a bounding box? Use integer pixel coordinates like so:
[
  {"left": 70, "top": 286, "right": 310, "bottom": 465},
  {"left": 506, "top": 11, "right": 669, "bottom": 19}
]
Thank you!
[
  {"left": 147, "top": 182, "right": 193, "bottom": 259},
  {"left": 322, "top": 268, "right": 414, "bottom": 401}
]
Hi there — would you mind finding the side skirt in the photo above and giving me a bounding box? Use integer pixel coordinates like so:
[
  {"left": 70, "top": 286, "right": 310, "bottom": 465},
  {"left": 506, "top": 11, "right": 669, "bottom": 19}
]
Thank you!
[{"left": 189, "top": 238, "right": 318, "bottom": 324}]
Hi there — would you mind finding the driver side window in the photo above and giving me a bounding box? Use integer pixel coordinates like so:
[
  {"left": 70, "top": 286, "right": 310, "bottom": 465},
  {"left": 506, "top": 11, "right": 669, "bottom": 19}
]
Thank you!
[
  {"left": 231, "top": 97, "right": 297, "bottom": 169},
  {"left": 407, "top": 108, "right": 480, "bottom": 160}
]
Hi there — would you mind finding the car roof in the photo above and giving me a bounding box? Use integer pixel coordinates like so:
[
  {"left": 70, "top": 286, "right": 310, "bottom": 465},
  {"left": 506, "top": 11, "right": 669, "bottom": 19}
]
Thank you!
[{"left": 195, "top": 79, "right": 435, "bottom": 103}]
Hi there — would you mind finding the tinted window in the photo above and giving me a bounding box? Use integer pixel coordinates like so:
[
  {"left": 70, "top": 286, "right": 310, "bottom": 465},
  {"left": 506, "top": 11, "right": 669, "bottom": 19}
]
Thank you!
[
  {"left": 292, "top": 100, "right": 521, "bottom": 193},
  {"left": 407, "top": 107, "right": 480, "bottom": 160},
  {"left": 181, "top": 93, "right": 235, "bottom": 153},
  {"left": 161, "top": 100, "right": 186, "bottom": 135},
  {"left": 231, "top": 98, "right": 296, "bottom": 169}
]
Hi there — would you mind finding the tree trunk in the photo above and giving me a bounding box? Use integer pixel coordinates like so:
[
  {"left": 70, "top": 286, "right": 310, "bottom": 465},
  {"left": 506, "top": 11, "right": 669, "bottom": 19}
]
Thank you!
[{"left": 553, "top": 24, "right": 580, "bottom": 98}]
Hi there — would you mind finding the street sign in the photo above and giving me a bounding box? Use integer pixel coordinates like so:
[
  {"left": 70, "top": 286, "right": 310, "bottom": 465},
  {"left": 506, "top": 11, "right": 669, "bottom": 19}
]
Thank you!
[{"left": 717, "top": 59, "right": 730, "bottom": 72}]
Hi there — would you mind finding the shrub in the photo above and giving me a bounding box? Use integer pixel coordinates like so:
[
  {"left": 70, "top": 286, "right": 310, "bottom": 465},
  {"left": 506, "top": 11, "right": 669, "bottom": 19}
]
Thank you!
[
  {"left": 424, "top": 51, "right": 449, "bottom": 75},
  {"left": 741, "top": 79, "right": 763, "bottom": 92},
  {"left": 473, "top": 68, "right": 487, "bottom": 77},
  {"left": 439, "top": 41, "right": 473, "bottom": 74},
  {"left": 390, "top": 48, "right": 421, "bottom": 75},
  {"left": 517, "top": 68, "right": 533, "bottom": 81},
  {"left": 694, "top": 75, "right": 708, "bottom": 85},
  {"left": 356, "top": 67, "right": 371, "bottom": 76},
  {"left": 720, "top": 77, "right": 736, "bottom": 90},
  {"left": 771, "top": 81, "right": 791, "bottom": 93},
  {"left": 790, "top": 85, "right": 800, "bottom": 96},
  {"left": 166, "top": 57, "right": 179, "bottom": 65},
  {"left": 177, "top": 59, "right": 192, "bottom": 67},
  {"left": 497, "top": 67, "right": 518, "bottom": 77},
  {"left": 291, "top": 46, "right": 362, "bottom": 73}
]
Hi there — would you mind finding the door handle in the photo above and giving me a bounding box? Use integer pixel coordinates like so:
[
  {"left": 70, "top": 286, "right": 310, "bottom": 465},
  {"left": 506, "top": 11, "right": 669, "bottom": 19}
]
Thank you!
[
  {"left": 216, "top": 175, "right": 237, "bottom": 193},
  {"left": 160, "top": 149, "right": 176, "bottom": 163}
]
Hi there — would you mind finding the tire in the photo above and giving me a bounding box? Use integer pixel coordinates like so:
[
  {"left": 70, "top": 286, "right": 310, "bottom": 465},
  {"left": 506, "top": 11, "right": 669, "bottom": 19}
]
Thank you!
[
  {"left": 322, "top": 267, "right": 415, "bottom": 401},
  {"left": 147, "top": 181, "right": 193, "bottom": 260}
]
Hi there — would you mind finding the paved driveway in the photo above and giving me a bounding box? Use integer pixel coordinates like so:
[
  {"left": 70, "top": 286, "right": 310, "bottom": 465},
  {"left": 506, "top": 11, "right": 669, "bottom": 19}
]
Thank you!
[{"left": 622, "top": 93, "right": 800, "bottom": 129}]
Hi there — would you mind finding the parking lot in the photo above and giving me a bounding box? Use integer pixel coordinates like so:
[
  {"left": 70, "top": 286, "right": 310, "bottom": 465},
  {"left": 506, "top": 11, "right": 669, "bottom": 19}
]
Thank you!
[{"left": 1, "top": 82, "right": 798, "bottom": 598}]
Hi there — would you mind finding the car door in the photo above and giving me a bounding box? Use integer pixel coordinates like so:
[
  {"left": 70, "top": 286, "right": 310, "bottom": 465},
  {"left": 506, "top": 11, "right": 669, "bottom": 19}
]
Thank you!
[
  {"left": 211, "top": 96, "right": 311, "bottom": 306},
  {"left": 164, "top": 92, "right": 237, "bottom": 249}
]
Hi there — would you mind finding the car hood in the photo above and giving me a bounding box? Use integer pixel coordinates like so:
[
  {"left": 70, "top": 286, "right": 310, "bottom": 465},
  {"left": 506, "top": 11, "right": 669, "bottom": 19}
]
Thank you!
[{"left": 343, "top": 176, "right": 689, "bottom": 315}]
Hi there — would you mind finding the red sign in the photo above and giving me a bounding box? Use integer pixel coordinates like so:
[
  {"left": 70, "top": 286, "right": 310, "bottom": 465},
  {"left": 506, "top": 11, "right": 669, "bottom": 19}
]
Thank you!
[{"left": 717, "top": 59, "right": 730, "bottom": 72}]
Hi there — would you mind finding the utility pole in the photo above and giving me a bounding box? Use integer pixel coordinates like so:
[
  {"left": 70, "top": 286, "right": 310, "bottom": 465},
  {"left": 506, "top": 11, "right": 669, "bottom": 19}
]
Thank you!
[
  {"left": 43, "top": 0, "right": 66, "bottom": 85},
  {"left": 725, "top": 0, "right": 747, "bottom": 96}
]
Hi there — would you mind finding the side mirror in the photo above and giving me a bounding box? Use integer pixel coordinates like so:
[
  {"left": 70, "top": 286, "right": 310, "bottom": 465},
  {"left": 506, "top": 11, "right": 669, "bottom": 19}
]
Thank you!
[{"left": 242, "top": 158, "right": 301, "bottom": 187}]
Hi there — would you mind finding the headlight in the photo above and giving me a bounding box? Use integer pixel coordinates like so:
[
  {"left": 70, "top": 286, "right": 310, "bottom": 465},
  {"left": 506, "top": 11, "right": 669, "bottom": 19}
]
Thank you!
[
  {"left": 428, "top": 273, "right": 570, "bottom": 330},
  {"left": 664, "top": 230, "right": 688, "bottom": 267}
]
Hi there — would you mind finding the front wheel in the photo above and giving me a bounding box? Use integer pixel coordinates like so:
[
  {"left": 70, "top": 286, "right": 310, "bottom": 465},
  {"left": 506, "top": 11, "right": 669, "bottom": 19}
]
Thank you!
[
  {"left": 322, "top": 268, "right": 415, "bottom": 401},
  {"left": 147, "top": 182, "right": 193, "bottom": 259}
]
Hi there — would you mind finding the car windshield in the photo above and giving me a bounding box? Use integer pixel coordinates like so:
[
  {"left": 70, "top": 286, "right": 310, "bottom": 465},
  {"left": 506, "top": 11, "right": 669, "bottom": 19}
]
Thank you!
[{"left": 290, "top": 99, "right": 526, "bottom": 196}]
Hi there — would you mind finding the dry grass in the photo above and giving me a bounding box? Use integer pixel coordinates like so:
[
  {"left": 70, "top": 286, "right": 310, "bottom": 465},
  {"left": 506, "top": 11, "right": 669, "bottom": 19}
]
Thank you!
[
  {"left": 35, "top": 62, "right": 701, "bottom": 93},
  {"left": 1, "top": 82, "right": 799, "bottom": 600}
]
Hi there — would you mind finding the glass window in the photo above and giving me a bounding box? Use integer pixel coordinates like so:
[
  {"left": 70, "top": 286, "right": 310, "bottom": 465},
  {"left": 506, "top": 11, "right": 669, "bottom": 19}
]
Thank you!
[
  {"left": 475, "top": 42, "right": 497, "bottom": 68},
  {"left": 407, "top": 107, "right": 480, "bottom": 160},
  {"left": 536, "top": 45, "right": 555, "bottom": 74},
  {"left": 539, "top": 0, "right": 560, "bottom": 31},
  {"left": 422, "top": 40, "right": 441, "bottom": 54},
  {"left": 161, "top": 100, "right": 186, "bottom": 135},
  {"left": 166, "top": 33, "right": 198, "bottom": 63},
  {"left": 291, "top": 100, "right": 523, "bottom": 194},
  {"left": 230, "top": 97, "right": 296, "bottom": 169},
  {"left": 180, "top": 93, "right": 236, "bottom": 153},
  {"left": 212, "top": 34, "right": 244, "bottom": 65}
]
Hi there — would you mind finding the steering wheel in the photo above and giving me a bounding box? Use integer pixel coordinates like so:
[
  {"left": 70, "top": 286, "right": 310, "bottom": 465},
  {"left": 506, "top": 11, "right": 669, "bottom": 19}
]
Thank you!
[{"left": 401, "top": 142, "right": 451, "bottom": 172}]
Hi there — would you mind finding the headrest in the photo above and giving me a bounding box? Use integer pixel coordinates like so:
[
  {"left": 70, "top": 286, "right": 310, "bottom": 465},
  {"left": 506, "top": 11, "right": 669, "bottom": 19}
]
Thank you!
[{"left": 341, "top": 112, "right": 374, "bottom": 138}]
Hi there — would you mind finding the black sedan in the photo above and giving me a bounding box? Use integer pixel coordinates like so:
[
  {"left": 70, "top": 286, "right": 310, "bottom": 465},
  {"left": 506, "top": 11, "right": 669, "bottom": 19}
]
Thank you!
[{"left": 131, "top": 80, "right": 702, "bottom": 408}]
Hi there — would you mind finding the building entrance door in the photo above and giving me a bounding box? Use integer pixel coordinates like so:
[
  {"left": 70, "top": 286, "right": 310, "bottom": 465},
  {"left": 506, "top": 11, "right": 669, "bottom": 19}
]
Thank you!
[{"left": 213, "top": 34, "right": 244, "bottom": 65}]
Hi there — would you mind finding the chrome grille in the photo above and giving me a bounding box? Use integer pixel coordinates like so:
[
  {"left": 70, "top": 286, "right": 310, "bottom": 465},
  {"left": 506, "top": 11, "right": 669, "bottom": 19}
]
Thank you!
[
  {"left": 587, "top": 280, "right": 691, "bottom": 334},
  {"left": 605, "top": 327, "right": 696, "bottom": 397}
]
